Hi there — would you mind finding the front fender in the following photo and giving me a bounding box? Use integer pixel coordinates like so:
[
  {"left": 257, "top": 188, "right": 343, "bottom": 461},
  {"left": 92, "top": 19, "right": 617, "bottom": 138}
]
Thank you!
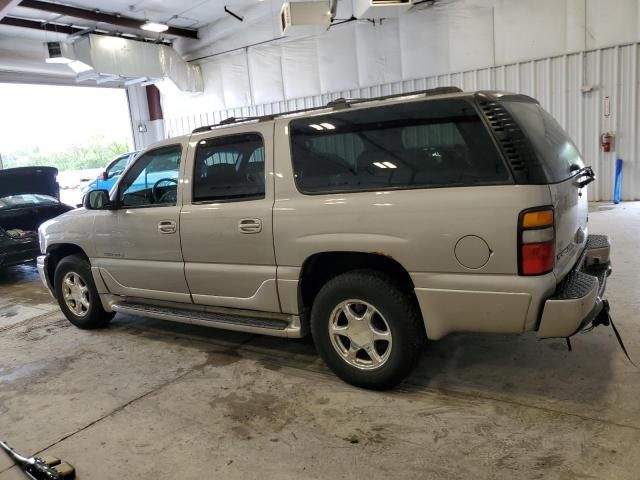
[{"left": 39, "top": 208, "right": 97, "bottom": 257}]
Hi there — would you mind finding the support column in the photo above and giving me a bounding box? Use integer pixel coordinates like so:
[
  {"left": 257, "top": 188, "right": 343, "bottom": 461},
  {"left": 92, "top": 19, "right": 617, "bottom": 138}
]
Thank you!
[{"left": 126, "top": 84, "right": 165, "bottom": 150}]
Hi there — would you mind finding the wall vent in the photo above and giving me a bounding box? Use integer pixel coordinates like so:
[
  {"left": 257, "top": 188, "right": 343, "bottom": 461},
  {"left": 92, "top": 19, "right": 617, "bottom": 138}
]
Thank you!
[
  {"left": 354, "top": 0, "right": 413, "bottom": 19},
  {"left": 280, "top": 1, "right": 332, "bottom": 35}
]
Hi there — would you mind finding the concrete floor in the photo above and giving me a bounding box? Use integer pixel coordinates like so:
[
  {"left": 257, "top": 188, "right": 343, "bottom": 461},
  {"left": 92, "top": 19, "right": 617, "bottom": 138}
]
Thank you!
[{"left": 0, "top": 203, "right": 639, "bottom": 480}]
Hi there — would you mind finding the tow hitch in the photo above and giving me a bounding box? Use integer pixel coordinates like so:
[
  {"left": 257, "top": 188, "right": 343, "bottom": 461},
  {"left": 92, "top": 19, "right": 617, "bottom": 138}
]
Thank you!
[
  {"left": 568, "top": 299, "right": 638, "bottom": 368},
  {"left": 592, "top": 299, "right": 611, "bottom": 328}
]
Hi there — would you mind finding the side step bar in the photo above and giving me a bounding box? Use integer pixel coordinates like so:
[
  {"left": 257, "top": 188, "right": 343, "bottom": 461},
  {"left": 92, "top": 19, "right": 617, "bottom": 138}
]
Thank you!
[{"left": 111, "top": 302, "right": 304, "bottom": 338}]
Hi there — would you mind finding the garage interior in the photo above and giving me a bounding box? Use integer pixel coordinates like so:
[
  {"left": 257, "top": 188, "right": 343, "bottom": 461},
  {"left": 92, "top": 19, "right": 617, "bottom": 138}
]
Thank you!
[{"left": 1, "top": 0, "right": 640, "bottom": 479}]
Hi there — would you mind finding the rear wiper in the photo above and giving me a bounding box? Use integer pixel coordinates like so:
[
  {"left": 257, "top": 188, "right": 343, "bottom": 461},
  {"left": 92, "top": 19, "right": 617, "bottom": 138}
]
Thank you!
[{"left": 571, "top": 165, "right": 596, "bottom": 188}]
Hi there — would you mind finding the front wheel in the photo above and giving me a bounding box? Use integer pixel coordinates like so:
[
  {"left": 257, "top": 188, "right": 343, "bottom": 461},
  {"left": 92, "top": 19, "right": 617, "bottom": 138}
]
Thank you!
[
  {"left": 54, "top": 254, "right": 114, "bottom": 329},
  {"left": 311, "top": 270, "right": 425, "bottom": 390}
]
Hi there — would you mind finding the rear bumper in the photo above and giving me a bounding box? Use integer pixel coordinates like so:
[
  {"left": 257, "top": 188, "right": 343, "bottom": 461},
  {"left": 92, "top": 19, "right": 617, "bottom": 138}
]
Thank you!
[{"left": 537, "top": 234, "right": 612, "bottom": 338}]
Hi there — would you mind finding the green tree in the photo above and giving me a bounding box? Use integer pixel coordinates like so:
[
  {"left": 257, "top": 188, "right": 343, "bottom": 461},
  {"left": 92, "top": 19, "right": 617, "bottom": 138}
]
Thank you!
[{"left": 2, "top": 136, "right": 130, "bottom": 171}]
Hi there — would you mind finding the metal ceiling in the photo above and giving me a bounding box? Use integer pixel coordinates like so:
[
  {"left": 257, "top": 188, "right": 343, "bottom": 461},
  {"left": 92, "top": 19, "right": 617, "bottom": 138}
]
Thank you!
[{"left": 0, "top": 0, "right": 260, "bottom": 42}]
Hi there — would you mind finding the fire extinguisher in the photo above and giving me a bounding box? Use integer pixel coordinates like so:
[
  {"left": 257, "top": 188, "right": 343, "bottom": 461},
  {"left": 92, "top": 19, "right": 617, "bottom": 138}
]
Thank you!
[{"left": 601, "top": 132, "right": 614, "bottom": 152}]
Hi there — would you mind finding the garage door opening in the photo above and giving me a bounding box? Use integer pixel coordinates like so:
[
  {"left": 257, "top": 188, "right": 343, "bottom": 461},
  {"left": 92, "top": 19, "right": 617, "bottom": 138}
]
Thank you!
[{"left": 0, "top": 83, "right": 133, "bottom": 206}]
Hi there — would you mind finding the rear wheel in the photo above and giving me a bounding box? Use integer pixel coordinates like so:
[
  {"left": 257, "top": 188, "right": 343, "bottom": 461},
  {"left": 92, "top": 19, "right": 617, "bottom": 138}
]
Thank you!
[
  {"left": 311, "top": 270, "right": 425, "bottom": 390},
  {"left": 54, "top": 254, "right": 114, "bottom": 329}
]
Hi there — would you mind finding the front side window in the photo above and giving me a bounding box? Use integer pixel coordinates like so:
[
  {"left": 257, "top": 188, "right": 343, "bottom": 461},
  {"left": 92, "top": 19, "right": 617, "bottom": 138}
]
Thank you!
[
  {"left": 290, "top": 98, "right": 510, "bottom": 193},
  {"left": 193, "top": 133, "right": 265, "bottom": 203},
  {"left": 118, "top": 145, "right": 181, "bottom": 207}
]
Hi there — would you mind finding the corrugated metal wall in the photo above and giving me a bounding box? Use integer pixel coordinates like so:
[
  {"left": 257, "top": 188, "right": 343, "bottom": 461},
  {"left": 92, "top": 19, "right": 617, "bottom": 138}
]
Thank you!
[{"left": 165, "top": 43, "right": 640, "bottom": 201}]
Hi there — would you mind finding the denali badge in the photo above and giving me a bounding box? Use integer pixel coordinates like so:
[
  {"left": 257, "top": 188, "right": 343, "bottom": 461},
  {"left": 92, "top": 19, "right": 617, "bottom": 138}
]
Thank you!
[{"left": 557, "top": 243, "right": 575, "bottom": 261}]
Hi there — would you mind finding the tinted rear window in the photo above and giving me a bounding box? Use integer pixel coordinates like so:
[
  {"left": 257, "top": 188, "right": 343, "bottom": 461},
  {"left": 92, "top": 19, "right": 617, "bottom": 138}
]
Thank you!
[
  {"left": 193, "top": 133, "right": 265, "bottom": 202},
  {"left": 289, "top": 98, "right": 510, "bottom": 193},
  {"left": 501, "top": 100, "right": 584, "bottom": 183}
]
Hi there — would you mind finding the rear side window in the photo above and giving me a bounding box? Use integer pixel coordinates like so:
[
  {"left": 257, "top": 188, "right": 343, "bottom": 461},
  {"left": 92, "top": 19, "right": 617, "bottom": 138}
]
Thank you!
[
  {"left": 289, "top": 98, "right": 510, "bottom": 194},
  {"left": 193, "top": 133, "right": 265, "bottom": 202},
  {"left": 501, "top": 100, "right": 584, "bottom": 183}
]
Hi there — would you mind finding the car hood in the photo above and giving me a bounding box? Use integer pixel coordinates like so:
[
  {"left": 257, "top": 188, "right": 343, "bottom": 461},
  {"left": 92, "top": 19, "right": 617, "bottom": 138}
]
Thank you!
[{"left": 0, "top": 167, "right": 60, "bottom": 199}]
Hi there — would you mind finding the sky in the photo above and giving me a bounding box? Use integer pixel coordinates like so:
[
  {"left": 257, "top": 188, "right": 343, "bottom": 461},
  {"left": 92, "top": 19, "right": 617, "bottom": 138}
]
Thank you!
[{"left": 0, "top": 83, "right": 133, "bottom": 154}]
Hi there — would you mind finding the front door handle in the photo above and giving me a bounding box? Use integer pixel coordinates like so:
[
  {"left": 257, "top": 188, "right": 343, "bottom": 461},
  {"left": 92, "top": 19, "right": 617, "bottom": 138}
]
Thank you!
[
  {"left": 158, "top": 220, "right": 177, "bottom": 234},
  {"left": 238, "top": 218, "right": 262, "bottom": 234}
]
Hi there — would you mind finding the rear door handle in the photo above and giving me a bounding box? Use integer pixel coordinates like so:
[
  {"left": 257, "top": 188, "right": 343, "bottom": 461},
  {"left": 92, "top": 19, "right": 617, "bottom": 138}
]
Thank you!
[
  {"left": 158, "top": 220, "right": 177, "bottom": 234},
  {"left": 238, "top": 218, "right": 262, "bottom": 234}
]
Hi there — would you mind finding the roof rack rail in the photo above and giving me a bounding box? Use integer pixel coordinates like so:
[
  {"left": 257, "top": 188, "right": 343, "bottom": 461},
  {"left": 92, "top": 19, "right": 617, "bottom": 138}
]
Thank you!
[
  {"left": 191, "top": 116, "right": 274, "bottom": 133},
  {"left": 191, "top": 86, "right": 463, "bottom": 134}
]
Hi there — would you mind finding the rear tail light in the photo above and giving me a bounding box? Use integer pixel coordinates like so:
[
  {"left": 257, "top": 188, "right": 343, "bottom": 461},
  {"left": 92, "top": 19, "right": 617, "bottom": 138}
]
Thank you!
[{"left": 519, "top": 207, "right": 555, "bottom": 275}]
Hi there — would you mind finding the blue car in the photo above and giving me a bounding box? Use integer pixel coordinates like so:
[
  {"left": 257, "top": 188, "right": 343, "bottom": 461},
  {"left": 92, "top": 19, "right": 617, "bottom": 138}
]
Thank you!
[{"left": 82, "top": 151, "right": 139, "bottom": 195}]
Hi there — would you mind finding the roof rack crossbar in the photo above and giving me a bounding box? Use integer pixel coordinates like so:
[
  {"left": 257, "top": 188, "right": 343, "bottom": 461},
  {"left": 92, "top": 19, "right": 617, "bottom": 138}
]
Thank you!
[{"left": 190, "top": 86, "right": 463, "bottom": 134}]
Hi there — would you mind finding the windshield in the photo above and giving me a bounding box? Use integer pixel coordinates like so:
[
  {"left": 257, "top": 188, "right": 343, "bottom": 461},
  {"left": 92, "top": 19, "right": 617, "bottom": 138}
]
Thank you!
[
  {"left": 0, "top": 194, "right": 59, "bottom": 210},
  {"left": 106, "top": 155, "right": 130, "bottom": 179},
  {"left": 501, "top": 100, "right": 584, "bottom": 183}
]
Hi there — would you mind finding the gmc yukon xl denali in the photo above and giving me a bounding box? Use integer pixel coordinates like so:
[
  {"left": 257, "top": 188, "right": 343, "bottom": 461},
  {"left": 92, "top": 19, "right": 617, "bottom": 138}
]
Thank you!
[{"left": 37, "top": 88, "right": 612, "bottom": 389}]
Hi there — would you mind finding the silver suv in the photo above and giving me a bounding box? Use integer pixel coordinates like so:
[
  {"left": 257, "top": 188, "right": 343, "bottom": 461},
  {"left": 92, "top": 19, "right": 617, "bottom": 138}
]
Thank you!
[{"left": 37, "top": 88, "right": 612, "bottom": 390}]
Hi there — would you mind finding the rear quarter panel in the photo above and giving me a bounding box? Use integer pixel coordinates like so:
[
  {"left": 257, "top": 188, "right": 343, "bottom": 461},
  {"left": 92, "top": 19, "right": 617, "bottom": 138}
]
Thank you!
[
  {"left": 548, "top": 178, "right": 589, "bottom": 280},
  {"left": 272, "top": 117, "right": 552, "bottom": 277}
]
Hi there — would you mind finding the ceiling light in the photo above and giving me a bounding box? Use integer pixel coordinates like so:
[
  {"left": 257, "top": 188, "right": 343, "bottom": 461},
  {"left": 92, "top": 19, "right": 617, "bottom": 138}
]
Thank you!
[
  {"left": 383, "top": 161, "right": 397, "bottom": 169},
  {"left": 309, "top": 124, "right": 323, "bottom": 131},
  {"left": 320, "top": 122, "right": 335, "bottom": 130},
  {"left": 373, "top": 162, "right": 387, "bottom": 169},
  {"left": 141, "top": 21, "right": 169, "bottom": 32}
]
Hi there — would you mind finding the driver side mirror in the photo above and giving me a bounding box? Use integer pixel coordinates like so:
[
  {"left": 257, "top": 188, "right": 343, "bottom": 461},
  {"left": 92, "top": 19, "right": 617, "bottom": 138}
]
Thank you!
[{"left": 84, "top": 189, "right": 113, "bottom": 210}]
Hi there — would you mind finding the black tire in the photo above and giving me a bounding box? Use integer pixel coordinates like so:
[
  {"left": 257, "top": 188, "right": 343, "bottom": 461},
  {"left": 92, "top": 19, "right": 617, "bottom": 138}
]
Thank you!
[
  {"left": 311, "top": 270, "right": 425, "bottom": 390},
  {"left": 54, "top": 254, "right": 115, "bottom": 329}
]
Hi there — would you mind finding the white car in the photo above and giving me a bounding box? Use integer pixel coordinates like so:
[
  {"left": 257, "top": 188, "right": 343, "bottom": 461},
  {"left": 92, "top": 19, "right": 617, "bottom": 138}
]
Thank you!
[{"left": 37, "top": 88, "right": 611, "bottom": 389}]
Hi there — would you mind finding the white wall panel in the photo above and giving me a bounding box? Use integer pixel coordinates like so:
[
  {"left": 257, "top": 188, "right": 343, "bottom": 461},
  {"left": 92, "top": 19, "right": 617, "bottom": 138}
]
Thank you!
[
  {"left": 566, "top": 0, "right": 587, "bottom": 53},
  {"left": 586, "top": 0, "right": 639, "bottom": 49},
  {"left": 281, "top": 38, "right": 321, "bottom": 99},
  {"left": 494, "top": 0, "right": 569, "bottom": 64},
  {"left": 400, "top": 9, "right": 449, "bottom": 79},
  {"left": 219, "top": 51, "right": 252, "bottom": 108},
  {"left": 248, "top": 44, "right": 285, "bottom": 104},
  {"left": 159, "top": 0, "right": 640, "bottom": 200},
  {"left": 317, "top": 26, "right": 360, "bottom": 93},
  {"left": 165, "top": 43, "right": 640, "bottom": 201},
  {"left": 355, "top": 20, "right": 403, "bottom": 87},
  {"left": 447, "top": 5, "right": 495, "bottom": 72}
]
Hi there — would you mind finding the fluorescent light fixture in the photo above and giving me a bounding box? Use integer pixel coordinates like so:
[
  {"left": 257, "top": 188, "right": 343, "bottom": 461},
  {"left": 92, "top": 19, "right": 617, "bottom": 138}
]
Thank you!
[
  {"left": 141, "top": 21, "right": 169, "bottom": 33},
  {"left": 373, "top": 162, "right": 387, "bottom": 169},
  {"left": 383, "top": 161, "right": 397, "bottom": 169},
  {"left": 309, "top": 124, "right": 324, "bottom": 131},
  {"left": 320, "top": 122, "right": 335, "bottom": 130}
]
